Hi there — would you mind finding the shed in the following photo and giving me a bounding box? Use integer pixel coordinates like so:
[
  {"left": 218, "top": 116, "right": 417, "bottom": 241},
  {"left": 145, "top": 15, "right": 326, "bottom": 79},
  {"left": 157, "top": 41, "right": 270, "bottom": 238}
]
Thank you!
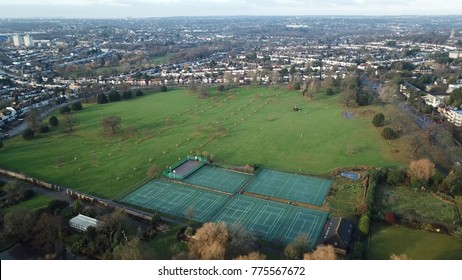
[
  {"left": 320, "top": 217, "right": 353, "bottom": 255},
  {"left": 69, "top": 214, "right": 100, "bottom": 232}
]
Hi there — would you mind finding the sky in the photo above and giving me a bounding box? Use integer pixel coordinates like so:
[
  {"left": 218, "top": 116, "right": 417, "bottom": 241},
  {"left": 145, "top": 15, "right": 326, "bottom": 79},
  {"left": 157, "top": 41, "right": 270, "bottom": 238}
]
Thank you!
[{"left": 0, "top": 0, "right": 461, "bottom": 18}]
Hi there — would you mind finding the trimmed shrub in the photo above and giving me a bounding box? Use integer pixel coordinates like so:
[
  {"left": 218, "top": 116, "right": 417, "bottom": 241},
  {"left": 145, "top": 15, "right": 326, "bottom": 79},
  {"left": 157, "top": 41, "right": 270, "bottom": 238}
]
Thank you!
[
  {"left": 39, "top": 124, "right": 50, "bottom": 133},
  {"left": 71, "top": 102, "right": 83, "bottom": 111},
  {"left": 135, "top": 89, "right": 144, "bottom": 96},
  {"left": 387, "top": 169, "right": 407, "bottom": 186},
  {"left": 122, "top": 91, "right": 133, "bottom": 99},
  {"left": 372, "top": 113, "right": 385, "bottom": 127},
  {"left": 49, "top": 115, "right": 59, "bottom": 126},
  {"left": 358, "top": 214, "right": 370, "bottom": 236},
  {"left": 381, "top": 127, "right": 396, "bottom": 139},
  {"left": 325, "top": 87, "right": 335, "bottom": 96},
  {"left": 351, "top": 242, "right": 364, "bottom": 260},
  {"left": 160, "top": 85, "right": 168, "bottom": 92},
  {"left": 108, "top": 91, "right": 121, "bottom": 102},
  {"left": 97, "top": 93, "right": 109, "bottom": 104},
  {"left": 22, "top": 128, "right": 34, "bottom": 140}
]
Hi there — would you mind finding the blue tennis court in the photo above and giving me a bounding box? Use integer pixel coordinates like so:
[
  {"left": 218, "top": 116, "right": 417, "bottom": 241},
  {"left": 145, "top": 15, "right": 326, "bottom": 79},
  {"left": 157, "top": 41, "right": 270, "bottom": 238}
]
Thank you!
[
  {"left": 184, "top": 166, "right": 252, "bottom": 194},
  {"left": 121, "top": 179, "right": 229, "bottom": 222},
  {"left": 212, "top": 195, "right": 328, "bottom": 248},
  {"left": 244, "top": 169, "right": 332, "bottom": 206}
]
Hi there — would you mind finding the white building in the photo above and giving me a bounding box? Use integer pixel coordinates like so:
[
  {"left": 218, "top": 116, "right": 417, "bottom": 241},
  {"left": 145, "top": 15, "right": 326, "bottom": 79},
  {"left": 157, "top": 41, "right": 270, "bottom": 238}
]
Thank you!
[
  {"left": 12, "top": 34, "right": 23, "bottom": 47},
  {"left": 24, "top": 34, "right": 34, "bottom": 48},
  {"left": 69, "top": 214, "right": 100, "bottom": 231},
  {"left": 448, "top": 84, "right": 462, "bottom": 93},
  {"left": 439, "top": 108, "right": 462, "bottom": 127},
  {"left": 449, "top": 51, "right": 462, "bottom": 59},
  {"left": 422, "top": 94, "right": 446, "bottom": 107}
]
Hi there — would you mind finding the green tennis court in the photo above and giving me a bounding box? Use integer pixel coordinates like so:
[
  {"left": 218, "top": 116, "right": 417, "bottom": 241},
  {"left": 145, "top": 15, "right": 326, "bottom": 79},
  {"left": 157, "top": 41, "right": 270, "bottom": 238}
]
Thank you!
[
  {"left": 245, "top": 169, "right": 332, "bottom": 206},
  {"left": 184, "top": 166, "right": 252, "bottom": 194},
  {"left": 121, "top": 179, "right": 229, "bottom": 222},
  {"left": 212, "top": 195, "right": 328, "bottom": 248}
]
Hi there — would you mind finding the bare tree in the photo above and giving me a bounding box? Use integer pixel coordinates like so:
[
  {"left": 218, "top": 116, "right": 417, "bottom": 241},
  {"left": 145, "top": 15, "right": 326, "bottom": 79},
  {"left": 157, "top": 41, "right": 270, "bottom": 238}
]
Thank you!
[
  {"left": 303, "top": 245, "right": 337, "bottom": 260},
  {"left": 408, "top": 158, "right": 436, "bottom": 185},
  {"left": 234, "top": 251, "right": 267, "bottom": 260},
  {"left": 63, "top": 113, "right": 80, "bottom": 132},
  {"left": 25, "top": 108, "right": 41, "bottom": 132},
  {"left": 341, "top": 90, "right": 357, "bottom": 107},
  {"left": 188, "top": 222, "right": 228, "bottom": 260},
  {"left": 101, "top": 116, "right": 122, "bottom": 135}
]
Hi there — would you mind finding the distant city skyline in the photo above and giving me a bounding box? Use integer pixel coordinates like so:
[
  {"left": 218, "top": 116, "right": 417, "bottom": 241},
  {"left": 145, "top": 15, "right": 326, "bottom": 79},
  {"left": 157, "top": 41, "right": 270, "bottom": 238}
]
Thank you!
[{"left": 0, "top": 0, "right": 461, "bottom": 19}]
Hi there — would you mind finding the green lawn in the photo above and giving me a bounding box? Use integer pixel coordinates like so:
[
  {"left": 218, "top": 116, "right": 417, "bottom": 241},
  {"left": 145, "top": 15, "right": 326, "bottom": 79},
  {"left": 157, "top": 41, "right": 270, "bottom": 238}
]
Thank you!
[
  {"left": 140, "top": 224, "right": 187, "bottom": 259},
  {"left": 374, "top": 185, "right": 457, "bottom": 225},
  {"left": 0, "top": 86, "right": 401, "bottom": 198},
  {"left": 325, "top": 177, "right": 364, "bottom": 217},
  {"left": 4, "top": 194, "right": 53, "bottom": 213},
  {"left": 368, "top": 222, "right": 462, "bottom": 260}
]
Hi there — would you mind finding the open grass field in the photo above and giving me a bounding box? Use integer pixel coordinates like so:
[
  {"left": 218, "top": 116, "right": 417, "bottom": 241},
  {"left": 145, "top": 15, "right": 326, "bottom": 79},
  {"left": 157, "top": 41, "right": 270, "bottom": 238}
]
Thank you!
[
  {"left": 0, "top": 86, "right": 404, "bottom": 198},
  {"left": 324, "top": 177, "right": 364, "bottom": 217},
  {"left": 374, "top": 185, "right": 457, "bottom": 225},
  {"left": 4, "top": 194, "right": 54, "bottom": 214},
  {"left": 368, "top": 222, "right": 462, "bottom": 260}
]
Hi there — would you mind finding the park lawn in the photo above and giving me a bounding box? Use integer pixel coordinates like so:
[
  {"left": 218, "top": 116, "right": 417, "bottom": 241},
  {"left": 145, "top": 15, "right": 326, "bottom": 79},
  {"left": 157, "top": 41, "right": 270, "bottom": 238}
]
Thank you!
[
  {"left": 4, "top": 194, "right": 53, "bottom": 214},
  {"left": 325, "top": 177, "right": 364, "bottom": 217},
  {"left": 140, "top": 224, "right": 187, "bottom": 259},
  {"left": 0, "top": 86, "right": 403, "bottom": 198},
  {"left": 374, "top": 185, "right": 457, "bottom": 225},
  {"left": 368, "top": 222, "right": 462, "bottom": 260}
]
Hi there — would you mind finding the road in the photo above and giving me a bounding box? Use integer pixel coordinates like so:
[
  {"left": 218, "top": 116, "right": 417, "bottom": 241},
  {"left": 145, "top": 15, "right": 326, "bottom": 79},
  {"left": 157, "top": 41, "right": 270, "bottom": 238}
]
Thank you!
[{"left": 6, "top": 100, "right": 81, "bottom": 138}]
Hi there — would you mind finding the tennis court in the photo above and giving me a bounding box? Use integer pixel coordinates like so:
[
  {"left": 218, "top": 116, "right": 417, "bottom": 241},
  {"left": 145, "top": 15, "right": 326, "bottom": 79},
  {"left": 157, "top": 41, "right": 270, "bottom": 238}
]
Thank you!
[
  {"left": 121, "top": 179, "right": 229, "bottom": 222},
  {"left": 245, "top": 169, "right": 332, "bottom": 206},
  {"left": 212, "top": 195, "right": 328, "bottom": 248},
  {"left": 184, "top": 166, "right": 252, "bottom": 194}
]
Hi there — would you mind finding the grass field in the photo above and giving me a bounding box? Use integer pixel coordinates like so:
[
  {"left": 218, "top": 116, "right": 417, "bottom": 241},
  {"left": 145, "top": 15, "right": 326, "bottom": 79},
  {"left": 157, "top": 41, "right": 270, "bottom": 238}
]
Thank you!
[
  {"left": 325, "top": 177, "right": 364, "bottom": 217},
  {"left": 4, "top": 194, "right": 54, "bottom": 214},
  {"left": 368, "top": 222, "right": 462, "bottom": 260},
  {"left": 374, "top": 185, "right": 457, "bottom": 225},
  {"left": 0, "top": 86, "right": 403, "bottom": 198}
]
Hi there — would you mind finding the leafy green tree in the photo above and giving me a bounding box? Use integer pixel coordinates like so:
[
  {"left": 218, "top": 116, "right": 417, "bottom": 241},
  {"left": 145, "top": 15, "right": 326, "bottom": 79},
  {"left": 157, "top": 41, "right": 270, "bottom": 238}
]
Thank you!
[
  {"left": 122, "top": 91, "right": 133, "bottom": 99},
  {"left": 71, "top": 101, "right": 83, "bottom": 111},
  {"left": 387, "top": 169, "right": 407, "bottom": 186},
  {"left": 22, "top": 128, "right": 35, "bottom": 140},
  {"left": 39, "top": 124, "right": 50, "bottom": 133},
  {"left": 59, "top": 105, "right": 71, "bottom": 115},
  {"left": 325, "top": 87, "right": 335, "bottom": 96},
  {"left": 97, "top": 93, "right": 109, "bottom": 104},
  {"left": 372, "top": 113, "right": 385, "bottom": 127},
  {"left": 0, "top": 140, "right": 3, "bottom": 149},
  {"left": 49, "top": 115, "right": 59, "bottom": 127},
  {"left": 284, "top": 235, "right": 309, "bottom": 260},
  {"left": 135, "top": 89, "right": 144, "bottom": 96},
  {"left": 108, "top": 91, "right": 121, "bottom": 102},
  {"left": 381, "top": 127, "right": 396, "bottom": 139},
  {"left": 448, "top": 88, "right": 462, "bottom": 107}
]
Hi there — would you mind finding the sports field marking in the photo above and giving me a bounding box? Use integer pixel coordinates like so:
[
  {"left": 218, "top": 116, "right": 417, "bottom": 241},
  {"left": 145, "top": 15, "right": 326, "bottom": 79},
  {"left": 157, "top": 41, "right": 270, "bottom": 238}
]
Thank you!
[
  {"left": 188, "top": 192, "right": 225, "bottom": 220},
  {"left": 284, "top": 212, "right": 319, "bottom": 240},
  {"left": 249, "top": 205, "right": 284, "bottom": 239},
  {"left": 215, "top": 198, "right": 253, "bottom": 223}
]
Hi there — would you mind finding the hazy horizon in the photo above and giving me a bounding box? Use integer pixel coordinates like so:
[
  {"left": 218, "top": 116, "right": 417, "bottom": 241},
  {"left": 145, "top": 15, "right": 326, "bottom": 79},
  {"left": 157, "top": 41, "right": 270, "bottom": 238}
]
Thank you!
[{"left": 0, "top": 0, "right": 461, "bottom": 19}]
